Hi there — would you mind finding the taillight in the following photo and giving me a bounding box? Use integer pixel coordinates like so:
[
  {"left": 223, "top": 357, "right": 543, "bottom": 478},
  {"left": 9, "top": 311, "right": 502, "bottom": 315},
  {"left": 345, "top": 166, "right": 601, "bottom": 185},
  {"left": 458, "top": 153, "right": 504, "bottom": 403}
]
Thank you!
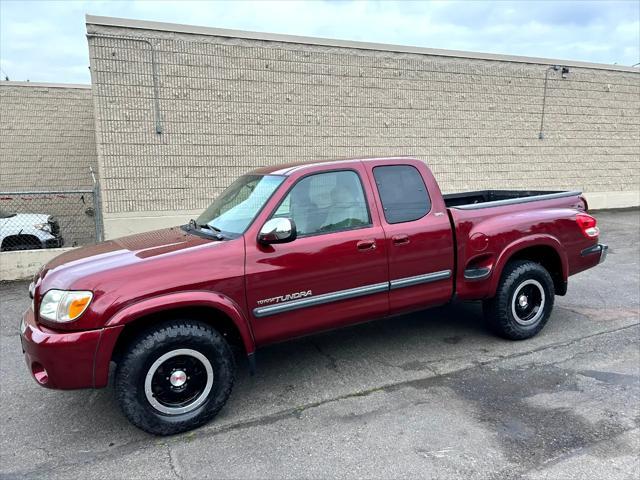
[{"left": 576, "top": 213, "right": 599, "bottom": 238}]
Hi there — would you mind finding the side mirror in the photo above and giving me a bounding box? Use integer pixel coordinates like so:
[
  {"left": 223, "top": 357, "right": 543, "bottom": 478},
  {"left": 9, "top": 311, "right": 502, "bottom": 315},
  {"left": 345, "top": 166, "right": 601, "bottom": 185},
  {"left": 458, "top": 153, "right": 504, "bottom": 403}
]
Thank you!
[{"left": 258, "top": 218, "right": 297, "bottom": 245}]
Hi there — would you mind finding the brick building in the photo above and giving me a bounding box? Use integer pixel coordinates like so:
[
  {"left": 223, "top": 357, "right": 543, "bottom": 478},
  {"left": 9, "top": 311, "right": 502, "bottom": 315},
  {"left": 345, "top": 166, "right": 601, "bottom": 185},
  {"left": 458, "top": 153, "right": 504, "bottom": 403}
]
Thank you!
[{"left": 0, "top": 82, "right": 98, "bottom": 192}]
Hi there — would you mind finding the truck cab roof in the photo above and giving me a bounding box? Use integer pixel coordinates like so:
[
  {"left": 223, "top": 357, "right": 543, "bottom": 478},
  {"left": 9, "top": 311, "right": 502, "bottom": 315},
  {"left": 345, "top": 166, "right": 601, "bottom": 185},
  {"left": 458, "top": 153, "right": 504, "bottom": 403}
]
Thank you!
[{"left": 251, "top": 156, "right": 421, "bottom": 176}]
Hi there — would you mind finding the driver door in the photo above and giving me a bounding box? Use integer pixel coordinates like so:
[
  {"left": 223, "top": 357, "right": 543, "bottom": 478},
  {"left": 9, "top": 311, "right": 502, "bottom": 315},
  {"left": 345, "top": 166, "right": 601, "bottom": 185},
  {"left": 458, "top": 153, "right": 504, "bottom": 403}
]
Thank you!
[{"left": 244, "top": 167, "right": 389, "bottom": 345}]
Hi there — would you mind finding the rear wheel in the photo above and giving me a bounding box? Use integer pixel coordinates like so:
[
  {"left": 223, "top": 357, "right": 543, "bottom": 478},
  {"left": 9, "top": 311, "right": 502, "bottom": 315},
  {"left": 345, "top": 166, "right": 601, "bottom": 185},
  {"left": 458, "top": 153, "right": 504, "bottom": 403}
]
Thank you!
[
  {"left": 483, "top": 260, "right": 555, "bottom": 340},
  {"left": 115, "top": 320, "right": 235, "bottom": 435}
]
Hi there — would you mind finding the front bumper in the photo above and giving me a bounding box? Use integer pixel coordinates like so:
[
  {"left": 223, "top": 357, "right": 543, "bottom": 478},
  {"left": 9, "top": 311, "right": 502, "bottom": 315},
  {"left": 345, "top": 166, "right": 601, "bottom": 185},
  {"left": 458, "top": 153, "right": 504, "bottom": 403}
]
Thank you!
[
  {"left": 581, "top": 243, "right": 608, "bottom": 264},
  {"left": 20, "top": 308, "right": 102, "bottom": 389},
  {"left": 43, "top": 235, "right": 64, "bottom": 249}
]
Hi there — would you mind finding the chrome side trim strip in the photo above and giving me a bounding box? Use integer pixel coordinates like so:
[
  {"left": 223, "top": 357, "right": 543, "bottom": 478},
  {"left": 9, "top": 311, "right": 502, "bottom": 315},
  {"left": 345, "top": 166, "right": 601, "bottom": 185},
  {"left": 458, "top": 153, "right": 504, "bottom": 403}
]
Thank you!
[
  {"left": 254, "top": 270, "right": 452, "bottom": 318},
  {"left": 253, "top": 282, "right": 389, "bottom": 318},
  {"left": 389, "top": 270, "right": 452, "bottom": 290}
]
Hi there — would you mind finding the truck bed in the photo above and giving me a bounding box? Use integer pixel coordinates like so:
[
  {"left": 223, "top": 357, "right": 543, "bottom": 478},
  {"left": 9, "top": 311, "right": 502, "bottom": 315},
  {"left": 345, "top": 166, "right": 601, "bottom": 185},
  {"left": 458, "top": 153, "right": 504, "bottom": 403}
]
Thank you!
[{"left": 443, "top": 190, "right": 582, "bottom": 210}]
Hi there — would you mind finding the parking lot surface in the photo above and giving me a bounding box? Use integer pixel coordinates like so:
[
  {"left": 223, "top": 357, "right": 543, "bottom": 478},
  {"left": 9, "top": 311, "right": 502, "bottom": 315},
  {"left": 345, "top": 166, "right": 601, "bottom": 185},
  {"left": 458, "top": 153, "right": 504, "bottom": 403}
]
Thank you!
[{"left": 1, "top": 209, "right": 638, "bottom": 480}]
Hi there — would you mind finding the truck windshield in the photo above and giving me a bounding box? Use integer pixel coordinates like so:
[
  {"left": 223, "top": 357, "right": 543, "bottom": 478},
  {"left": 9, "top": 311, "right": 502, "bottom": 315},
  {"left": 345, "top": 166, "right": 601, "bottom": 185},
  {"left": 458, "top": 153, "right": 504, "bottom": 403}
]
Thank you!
[{"left": 196, "top": 174, "right": 284, "bottom": 235}]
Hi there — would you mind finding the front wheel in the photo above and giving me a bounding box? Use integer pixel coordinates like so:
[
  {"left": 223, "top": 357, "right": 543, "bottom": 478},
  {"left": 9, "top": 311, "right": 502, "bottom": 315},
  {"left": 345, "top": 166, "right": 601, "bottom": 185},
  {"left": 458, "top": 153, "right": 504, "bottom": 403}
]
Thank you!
[
  {"left": 115, "top": 320, "right": 235, "bottom": 435},
  {"left": 483, "top": 260, "right": 555, "bottom": 340}
]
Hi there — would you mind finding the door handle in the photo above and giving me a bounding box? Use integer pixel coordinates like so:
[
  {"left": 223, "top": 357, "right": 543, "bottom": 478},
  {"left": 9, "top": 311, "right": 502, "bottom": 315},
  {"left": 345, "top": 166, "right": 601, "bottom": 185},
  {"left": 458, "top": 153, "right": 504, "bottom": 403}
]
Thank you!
[
  {"left": 392, "top": 234, "right": 410, "bottom": 246},
  {"left": 357, "top": 239, "right": 377, "bottom": 251}
]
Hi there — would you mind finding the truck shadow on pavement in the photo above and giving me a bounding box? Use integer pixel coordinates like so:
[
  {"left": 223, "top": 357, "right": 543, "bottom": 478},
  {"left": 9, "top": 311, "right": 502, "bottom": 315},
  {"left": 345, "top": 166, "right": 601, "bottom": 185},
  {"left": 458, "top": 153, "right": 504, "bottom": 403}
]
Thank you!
[{"left": 39, "top": 301, "right": 491, "bottom": 437}]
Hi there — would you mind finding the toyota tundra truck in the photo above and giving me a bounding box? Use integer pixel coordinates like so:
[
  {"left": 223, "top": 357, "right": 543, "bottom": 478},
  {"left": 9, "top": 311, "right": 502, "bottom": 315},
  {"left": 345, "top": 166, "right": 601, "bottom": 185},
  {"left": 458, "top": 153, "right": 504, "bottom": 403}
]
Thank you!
[{"left": 20, "top": 157, "right": 607, "bottom": 435}]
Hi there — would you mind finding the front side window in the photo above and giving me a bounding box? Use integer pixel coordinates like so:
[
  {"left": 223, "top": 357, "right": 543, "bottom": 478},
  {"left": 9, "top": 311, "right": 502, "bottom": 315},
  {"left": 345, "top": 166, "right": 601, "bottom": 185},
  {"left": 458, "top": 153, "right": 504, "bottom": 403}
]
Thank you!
[
  {"left": 272, "top": 170, "right": 371, "bottom": 236},
  {"left": 196, "top": 174, "right": 284, "bottom": 235},
  {"left": 373, "top": 165, "right": 431, "bottom": 223}
]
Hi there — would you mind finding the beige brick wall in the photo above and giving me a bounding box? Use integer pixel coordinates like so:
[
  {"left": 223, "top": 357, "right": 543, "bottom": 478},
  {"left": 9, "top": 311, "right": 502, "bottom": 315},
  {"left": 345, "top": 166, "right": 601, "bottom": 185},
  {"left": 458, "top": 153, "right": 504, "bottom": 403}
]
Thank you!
[
  {"left": 86, "top": 17, "right": 640, "bottom": 238},
  {"left": 0, "top": 82, "right": 98, "bottom": 192}
]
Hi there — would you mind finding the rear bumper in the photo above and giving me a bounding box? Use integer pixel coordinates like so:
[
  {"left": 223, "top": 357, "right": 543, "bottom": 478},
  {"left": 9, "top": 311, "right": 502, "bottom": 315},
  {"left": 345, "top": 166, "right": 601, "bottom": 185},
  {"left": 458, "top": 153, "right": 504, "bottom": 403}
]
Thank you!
[
  {"left": 581, "top": 243, "right": 608, "bottom": 264},
  {"left": 20, "top": 308, "right": 102, "bottom": 389}
]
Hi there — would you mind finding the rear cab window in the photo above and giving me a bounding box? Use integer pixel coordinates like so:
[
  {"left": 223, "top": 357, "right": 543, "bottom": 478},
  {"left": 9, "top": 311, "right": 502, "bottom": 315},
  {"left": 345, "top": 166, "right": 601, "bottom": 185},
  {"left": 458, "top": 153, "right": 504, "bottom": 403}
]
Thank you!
[{"left": 373, "top": 165, "right": 431, "bottom": 223}]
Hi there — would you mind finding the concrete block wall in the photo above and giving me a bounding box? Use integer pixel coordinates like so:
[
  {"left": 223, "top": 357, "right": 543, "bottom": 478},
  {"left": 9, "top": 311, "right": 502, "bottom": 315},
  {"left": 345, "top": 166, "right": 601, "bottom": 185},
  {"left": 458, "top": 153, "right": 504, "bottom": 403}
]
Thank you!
[
  {"left": 86, "top": 16, "right": 640, "bottom": 239},
  {"left": 0, "top": 82, "right": 100, "bottom": 252},
  {"left": 0, "top": 82, "right": 99, "bottom": 192}
]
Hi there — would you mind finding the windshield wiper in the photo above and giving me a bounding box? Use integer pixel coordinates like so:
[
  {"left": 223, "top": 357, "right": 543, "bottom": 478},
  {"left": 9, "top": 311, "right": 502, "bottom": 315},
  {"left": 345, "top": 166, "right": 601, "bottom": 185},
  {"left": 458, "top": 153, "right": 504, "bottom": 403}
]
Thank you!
[
  {"left": 202, "top": 224, "right": 226, "bottom": 240},
  {"left": 187, "top": 219, "right": 225, "bottom": 240}
]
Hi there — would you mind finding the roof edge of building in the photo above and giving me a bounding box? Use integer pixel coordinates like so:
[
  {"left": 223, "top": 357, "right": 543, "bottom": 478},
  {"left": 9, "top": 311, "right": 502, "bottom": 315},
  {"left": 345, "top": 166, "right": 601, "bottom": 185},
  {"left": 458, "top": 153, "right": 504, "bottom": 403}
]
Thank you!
[
  {"left": 85, "top": 14, "right": 639, "bottom": 74},
  {"left": 0, "top": 81, "right": 91, "bottom": 89}
]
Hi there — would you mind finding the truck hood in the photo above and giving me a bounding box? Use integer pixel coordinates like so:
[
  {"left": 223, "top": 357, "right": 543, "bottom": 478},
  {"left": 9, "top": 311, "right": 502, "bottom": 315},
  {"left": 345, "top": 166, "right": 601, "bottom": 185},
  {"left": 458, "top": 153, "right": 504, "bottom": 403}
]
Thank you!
[{"left": 37, "top": 227, "right": 228, "bottom": 290}]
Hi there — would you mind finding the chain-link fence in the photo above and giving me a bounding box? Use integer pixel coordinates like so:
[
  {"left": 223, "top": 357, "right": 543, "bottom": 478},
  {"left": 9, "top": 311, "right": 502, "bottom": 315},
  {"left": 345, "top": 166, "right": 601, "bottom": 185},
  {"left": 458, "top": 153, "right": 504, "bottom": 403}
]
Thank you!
[{"left": 0, "top": 189, "right": 101, "bottom": 251}]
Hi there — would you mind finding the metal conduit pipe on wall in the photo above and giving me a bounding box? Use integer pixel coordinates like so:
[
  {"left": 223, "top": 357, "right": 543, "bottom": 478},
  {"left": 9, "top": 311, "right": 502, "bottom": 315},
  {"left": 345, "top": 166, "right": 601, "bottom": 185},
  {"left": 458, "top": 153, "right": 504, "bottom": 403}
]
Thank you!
[{"left": 86, "top": 33, "right": 164, "bottom": 134}]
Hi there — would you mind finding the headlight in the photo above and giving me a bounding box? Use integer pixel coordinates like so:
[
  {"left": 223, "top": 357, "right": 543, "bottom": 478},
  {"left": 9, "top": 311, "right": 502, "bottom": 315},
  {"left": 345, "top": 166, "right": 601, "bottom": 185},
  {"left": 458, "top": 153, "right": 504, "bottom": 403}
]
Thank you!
[
  {"left": 39, "top": 290, "right": 93, "bottom": 323},
  {"left": 34, "top": 223, "right": 52, "bottom": 232}
]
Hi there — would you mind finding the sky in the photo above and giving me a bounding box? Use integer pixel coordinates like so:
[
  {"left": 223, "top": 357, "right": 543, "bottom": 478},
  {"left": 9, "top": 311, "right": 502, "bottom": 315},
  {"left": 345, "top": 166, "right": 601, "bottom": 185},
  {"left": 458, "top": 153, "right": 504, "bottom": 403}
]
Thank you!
[{"left": 1, "top": 0, "right": 638, "bottom": 84}]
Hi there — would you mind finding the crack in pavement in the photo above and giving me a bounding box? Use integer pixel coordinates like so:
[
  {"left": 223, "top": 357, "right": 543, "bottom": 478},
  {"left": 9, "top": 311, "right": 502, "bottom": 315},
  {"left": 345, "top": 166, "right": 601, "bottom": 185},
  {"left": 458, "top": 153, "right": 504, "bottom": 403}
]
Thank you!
[
  {"left": 473, "top": 321, "right": 639, "bottom": 368},
  {"left": 558, "top": 305, "right": 639, "bottom": 321},
  {"left": 370, "top": 355, "right": 441, "bottom": 375},
  {"left": 165, "top": 444, "right": 183, "bottom": 480}
]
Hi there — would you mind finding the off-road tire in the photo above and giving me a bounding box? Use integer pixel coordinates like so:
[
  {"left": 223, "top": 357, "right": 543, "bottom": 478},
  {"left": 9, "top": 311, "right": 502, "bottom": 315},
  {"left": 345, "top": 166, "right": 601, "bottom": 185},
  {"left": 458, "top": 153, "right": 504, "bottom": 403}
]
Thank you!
[
  {"left": 115, "top": 320, "right": 235, "bottom": 435},
  {"left": 483, "top": 260, "right": 555, "bottom": 340}
]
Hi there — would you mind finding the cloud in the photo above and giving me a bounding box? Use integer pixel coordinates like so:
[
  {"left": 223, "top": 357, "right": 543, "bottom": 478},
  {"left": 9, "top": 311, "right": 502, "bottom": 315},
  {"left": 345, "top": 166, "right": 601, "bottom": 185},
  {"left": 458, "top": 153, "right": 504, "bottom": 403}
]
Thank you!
[{"left": 0, "top": 0, "right": 638, "bottom": 83}]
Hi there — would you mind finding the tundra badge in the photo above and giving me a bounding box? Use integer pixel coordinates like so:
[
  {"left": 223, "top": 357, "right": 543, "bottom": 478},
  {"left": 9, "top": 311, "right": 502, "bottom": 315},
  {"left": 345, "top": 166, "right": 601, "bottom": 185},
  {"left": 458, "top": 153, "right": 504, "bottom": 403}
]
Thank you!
[{"left": 257, "top": 290, "right": 313, "bottom": 305}]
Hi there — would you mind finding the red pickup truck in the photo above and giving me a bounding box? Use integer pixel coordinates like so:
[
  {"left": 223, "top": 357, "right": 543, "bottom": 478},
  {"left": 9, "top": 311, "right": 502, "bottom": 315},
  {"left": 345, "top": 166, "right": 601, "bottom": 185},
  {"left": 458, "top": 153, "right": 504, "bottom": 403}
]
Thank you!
[{"left": 21, "top": 157, "right": 607, "bottom": 435}]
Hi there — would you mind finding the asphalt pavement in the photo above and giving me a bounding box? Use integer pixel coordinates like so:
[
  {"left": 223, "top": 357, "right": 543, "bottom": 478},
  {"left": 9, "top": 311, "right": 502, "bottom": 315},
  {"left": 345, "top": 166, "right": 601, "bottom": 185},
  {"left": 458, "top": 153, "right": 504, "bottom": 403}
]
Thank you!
[{"left": 1, "top": 209, "right": 638, "bottom": 479}]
